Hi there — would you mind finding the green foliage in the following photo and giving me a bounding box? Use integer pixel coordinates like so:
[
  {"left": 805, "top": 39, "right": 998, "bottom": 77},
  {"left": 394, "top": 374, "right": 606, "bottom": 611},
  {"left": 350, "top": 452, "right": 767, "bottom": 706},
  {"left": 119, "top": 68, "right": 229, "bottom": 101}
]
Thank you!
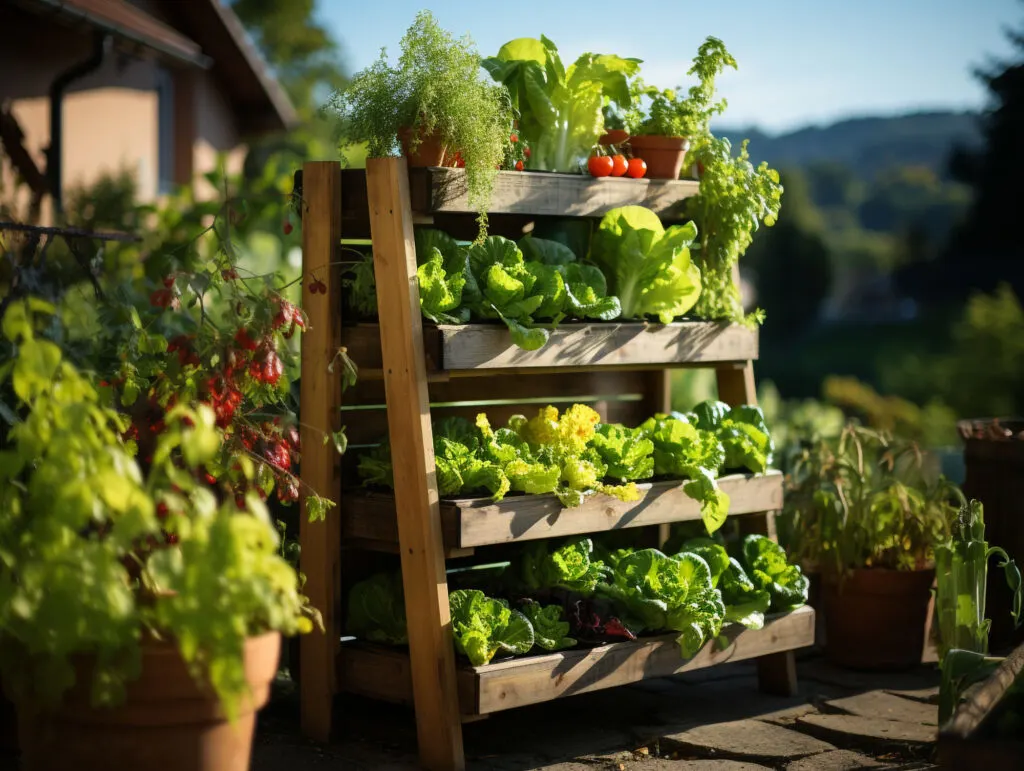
[
  {"left": 718, "top": 558, "right": 772, "bottom": 629},
  {"left": 519, "top": 600, "right": 575, "bottom": 651},
  {"left": 327, "top": 11, "right": 510, "bottom": 233},
  {"left": 935, "top": 499, "right": 1022, "bottom": 659},
  {"left": 519, "top": 537, "right": 609, "bottom": 595},
  {"left": 345, "top": 572, "right": 408, "bottom": 645},
  {"left": 638, "top": 413, "right": 728, "bottom": 534},
  {"left": 780, "top": 423, "right": 960, "bottom": 572},
  {"left": 449, "top": 589, "right": 534, "bottom": 666},
  {"left": 483, "top": 36, "right": 641, "bottom": 171},
  {"left": 230, "top": 0, "right": 347, "bottom": 114},
  {"left": 596, "top": 549, "right": 725, "bottom": 657},
  {"left": 590, "top": 207, "right": 702, "bottom": 324},
  {"left": 590, "top": 423, "right": 655, "bottom": 482},
  {"left": 687, "top": 400, "right": 775, "bottom": 474},
  {"left": 740, "top": 535, "right": 811, "bottom": 611},
  {"left": 823, "top": 376, "right": 957, "bottom": 448},
  {"left": 687, "top": 138, "right": 783, "bottom": 325},
  {"left": 0, "top": 300, "right": 314, "bottom": 717},
  {"left": 628, "top": 37, "right": 737, "bottom": 140}
]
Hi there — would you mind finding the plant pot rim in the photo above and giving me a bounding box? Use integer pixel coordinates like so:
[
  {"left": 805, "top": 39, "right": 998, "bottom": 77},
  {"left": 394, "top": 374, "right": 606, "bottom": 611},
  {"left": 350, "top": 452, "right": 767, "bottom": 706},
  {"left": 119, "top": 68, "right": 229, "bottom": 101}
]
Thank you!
[{"left": 628, "top": 134, "right": 691, "bottom": 150}]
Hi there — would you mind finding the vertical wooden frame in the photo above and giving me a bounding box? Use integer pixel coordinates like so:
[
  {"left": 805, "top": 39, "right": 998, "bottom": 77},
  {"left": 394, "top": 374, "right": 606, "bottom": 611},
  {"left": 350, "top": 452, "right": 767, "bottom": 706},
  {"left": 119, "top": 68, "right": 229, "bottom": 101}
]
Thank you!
[
  {"left": 716, "top": 361, "right": 797, "bottom": 696},
  {"left": 365, "top": 157, "right": 465, "bottom": 771},
  {"left": 299, "top": 161, "right": 344, "bottom": 741}
]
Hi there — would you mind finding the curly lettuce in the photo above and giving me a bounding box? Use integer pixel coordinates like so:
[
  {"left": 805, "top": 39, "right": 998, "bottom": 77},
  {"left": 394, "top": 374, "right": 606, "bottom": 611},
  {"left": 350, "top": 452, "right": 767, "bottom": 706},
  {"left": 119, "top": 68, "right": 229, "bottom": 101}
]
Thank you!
[
  {"left": 519, "top": 537, "right": 608, "bottom": 595},
  {"left": 519, "top": 237, "right": 622, "bottom": 321},
  {"left": 519, "top": 600, "right": 576, "bottom": 651},
  {"left": 449, "top": 589, "right": 535, "bottom": 666},
  {"left": 591, "top": 206, "right": 702, "bottom": 324},
  {"left": 741, "top": 534, "right": 810, "bottom": 611},
  {"left": 639, "top": 414, "right": 729, "bottom": 533},
  {"left": 689, "top": 400, "right": 775, "bottom": 474},
  {"left": 346, "top": 572, "right": 408, "bottom": 645},
  {"left": 591, "top": 423, "right": 655, "bottom": 482}
]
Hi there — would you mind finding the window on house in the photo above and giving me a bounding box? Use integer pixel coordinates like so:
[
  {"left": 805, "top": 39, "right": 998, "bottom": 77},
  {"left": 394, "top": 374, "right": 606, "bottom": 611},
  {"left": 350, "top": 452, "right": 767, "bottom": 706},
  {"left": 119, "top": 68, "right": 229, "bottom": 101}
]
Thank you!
[{"left": 156, "top": 68, "right": 174, "bottom": 195}]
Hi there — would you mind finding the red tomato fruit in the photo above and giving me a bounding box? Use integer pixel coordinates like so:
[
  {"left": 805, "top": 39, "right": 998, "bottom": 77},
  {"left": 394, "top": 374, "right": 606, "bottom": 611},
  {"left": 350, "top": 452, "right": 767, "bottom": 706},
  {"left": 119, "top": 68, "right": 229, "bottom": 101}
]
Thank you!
[
  {"left": 626, "top": 158, "right": 648, "bottom": 179},
  {"left": 610, "top": 154, "right": 628, "bottom": 177},
  {"left": 587, "top": 155, "right": 614, "bottom": 178},
  {"left": 515, "top": 160, "right": 524, "bottom": 171},
  {"left": 283, "top": 220, "right": 293, "bottom": 235}
]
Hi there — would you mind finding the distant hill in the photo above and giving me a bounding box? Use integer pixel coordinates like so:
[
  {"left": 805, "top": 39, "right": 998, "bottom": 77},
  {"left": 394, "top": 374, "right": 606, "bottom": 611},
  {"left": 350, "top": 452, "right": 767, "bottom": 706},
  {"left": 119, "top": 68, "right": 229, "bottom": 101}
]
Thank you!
[{"left": 717, "top": 111, "right": 983, "bottom": 178}]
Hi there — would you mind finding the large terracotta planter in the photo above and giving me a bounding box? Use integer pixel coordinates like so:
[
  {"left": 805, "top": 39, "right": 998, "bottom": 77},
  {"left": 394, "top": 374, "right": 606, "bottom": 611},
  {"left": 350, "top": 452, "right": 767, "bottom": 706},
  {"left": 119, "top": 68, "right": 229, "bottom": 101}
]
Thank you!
[
  {"left": 17, "top": 632, "right": 280, "bottom": 771},
  {"left": 397, "top": 126, "right": 448, "bottom": 167},
  {"left": 628, "top": 135, "right": 691, "bottom": 180},
  {"left": 823, "top": 567, "right": 935, "bottom": 670}
]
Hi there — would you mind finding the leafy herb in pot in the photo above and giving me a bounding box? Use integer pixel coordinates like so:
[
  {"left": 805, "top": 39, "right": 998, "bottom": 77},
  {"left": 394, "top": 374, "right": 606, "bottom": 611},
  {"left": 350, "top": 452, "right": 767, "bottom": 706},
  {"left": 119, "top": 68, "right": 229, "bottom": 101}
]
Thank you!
[{"left": 327, "top": 11, "right": 511, "bottom": 237}]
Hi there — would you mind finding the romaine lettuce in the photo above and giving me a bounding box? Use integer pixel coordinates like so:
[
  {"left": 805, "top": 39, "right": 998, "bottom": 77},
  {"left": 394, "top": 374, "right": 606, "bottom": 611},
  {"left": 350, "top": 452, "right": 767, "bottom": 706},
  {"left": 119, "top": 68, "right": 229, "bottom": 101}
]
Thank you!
[
  {"left": 741, "top": 534, "right": 810, "bottom": 611},
  {"left": 591, "top": 206, "right": 702, "bottom": 324}
]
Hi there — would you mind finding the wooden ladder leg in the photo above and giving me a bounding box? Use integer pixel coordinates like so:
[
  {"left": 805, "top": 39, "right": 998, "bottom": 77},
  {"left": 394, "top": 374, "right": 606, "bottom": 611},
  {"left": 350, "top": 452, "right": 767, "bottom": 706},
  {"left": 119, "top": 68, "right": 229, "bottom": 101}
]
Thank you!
[
  {"left": 366, "top": 157, "right": 465, "bottom": 771},
  {"left": 717, "top": 361, "right": 799, "bottom": 698},
  {"left": 299, "top": 161, "right": 344, "bottom": 741}
]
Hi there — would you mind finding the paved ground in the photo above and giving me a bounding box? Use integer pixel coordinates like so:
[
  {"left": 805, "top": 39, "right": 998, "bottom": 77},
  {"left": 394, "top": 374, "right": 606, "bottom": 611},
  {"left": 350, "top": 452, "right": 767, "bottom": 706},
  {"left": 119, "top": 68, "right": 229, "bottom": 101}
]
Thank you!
[{"left": 251, "top": 653, "right": 943, "bottom": 770}]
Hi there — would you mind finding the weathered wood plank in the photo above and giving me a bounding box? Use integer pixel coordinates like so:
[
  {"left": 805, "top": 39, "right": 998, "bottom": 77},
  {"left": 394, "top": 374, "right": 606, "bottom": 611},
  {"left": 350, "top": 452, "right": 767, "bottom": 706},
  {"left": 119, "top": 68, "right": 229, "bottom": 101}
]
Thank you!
[
  {"left": 338, "top": 607, "right": 815, "bottom": 715},
  {"left": 298, "top": 162, "right": 344, "bottom": 743},
  {"left": 341, "top": 322, "right": 758, "bottom": 372},
  {"left": 341, "top": 472, "right": 783, "bottom": 549},
  {"left": 365, "top": 157, "right": 465, "bottom": 771},
  {"left": 410, "top": 168, "right": 699, "bottom": 219}
]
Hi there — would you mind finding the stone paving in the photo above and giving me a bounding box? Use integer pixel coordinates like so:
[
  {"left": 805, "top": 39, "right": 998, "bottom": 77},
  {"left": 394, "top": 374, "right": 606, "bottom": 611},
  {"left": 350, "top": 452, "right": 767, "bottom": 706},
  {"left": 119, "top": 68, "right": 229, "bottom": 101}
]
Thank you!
[{"left": 249, "top": 653, "right": 943, "bottom": 770}]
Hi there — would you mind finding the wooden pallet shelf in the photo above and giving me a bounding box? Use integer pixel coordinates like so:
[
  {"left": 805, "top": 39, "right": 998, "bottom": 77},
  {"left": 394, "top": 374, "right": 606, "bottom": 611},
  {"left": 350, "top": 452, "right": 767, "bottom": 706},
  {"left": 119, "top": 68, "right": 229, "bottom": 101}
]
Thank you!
[
  {"left": 342, "top": 471, "right": 783, "bottom": 551},
  {"left": 299, "top": 158, "right": 802, "bottom": 770},
  {"left": 342, "top": 321, "right": 758, "bottom": 374},
  {"left": 340, "top": 607, "right": 815, "bottom": 716}
]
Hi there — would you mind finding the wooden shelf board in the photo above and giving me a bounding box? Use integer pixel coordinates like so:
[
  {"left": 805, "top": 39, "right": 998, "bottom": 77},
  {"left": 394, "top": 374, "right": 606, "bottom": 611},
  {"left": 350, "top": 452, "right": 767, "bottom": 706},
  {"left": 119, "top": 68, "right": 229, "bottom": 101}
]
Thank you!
[
  {"left": 338, "top": 168, "right": 699, "bottom": 235},
  {"left": 338, "top": 607, "right": 815, "bottom": 716},
  {"left": 342, "top": 471, "right": 783, "bottom": 550},
  {"left": 341, "top": 321, "right": 758, "bottom": 374}
]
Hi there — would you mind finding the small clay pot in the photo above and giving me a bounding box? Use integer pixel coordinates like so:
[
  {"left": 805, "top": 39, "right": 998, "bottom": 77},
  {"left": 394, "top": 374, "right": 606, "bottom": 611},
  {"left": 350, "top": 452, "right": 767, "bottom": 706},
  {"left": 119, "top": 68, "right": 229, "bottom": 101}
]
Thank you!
[
  {"left": 17, "top": 632, "right": 280, "bottom": 771},
  {"left": 397, "top": 126, "right": 448, "bottom": 168},
  {"left": 628, "top": 135, "right": 691, "bottom": 180},
  {"left": 823, "top": 568, "right": 935, "bottom": 670}
]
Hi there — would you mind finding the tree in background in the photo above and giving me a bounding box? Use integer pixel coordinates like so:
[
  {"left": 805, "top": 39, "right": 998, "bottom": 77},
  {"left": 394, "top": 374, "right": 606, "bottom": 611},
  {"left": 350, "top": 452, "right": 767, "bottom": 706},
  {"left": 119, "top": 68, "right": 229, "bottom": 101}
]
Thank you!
[
  {"left": 230, "top": 0, "right": 347, "bottom": 116},
  {"left": 938, "top": 7, "right": 1024, "bottom": 299}
]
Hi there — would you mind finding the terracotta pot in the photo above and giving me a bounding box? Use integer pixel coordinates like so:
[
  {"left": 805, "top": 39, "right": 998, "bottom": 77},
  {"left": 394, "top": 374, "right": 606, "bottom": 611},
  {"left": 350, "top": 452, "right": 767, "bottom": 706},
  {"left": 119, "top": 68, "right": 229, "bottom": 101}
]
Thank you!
[
  {"left": 823, "top": 568, "right": 935, "bottom": 670},
  {"left": 628, "top": 135, "right": 691, "bottom": 180},
  {"left": 17, "top": 632, "right": 280, "bottom": 771},
  {"left": 397, "top": 126, "right": 448, "bottom": 168}
]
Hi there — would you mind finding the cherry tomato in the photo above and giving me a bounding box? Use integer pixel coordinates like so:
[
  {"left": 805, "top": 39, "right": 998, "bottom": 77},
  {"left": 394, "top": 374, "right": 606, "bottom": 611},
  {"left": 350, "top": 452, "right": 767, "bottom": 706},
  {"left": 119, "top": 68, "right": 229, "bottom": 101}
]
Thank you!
[
  {"left": 626, "top": 158, "right": 648, "bottom": 179},
  {"left": 587, "top": 155, "right": 614, "bottom": 178},
  {"left": 510, "top": 133, "right": 519, "bottom": 143},
  {"left": 515, "top": 160, "right": 524, "bottom": 171},
  {"left": 283, "top": 220, "right": 293, "bottom": 235},
  {"left": 610, "top": 154, "right": 628, "bottom": 177}
]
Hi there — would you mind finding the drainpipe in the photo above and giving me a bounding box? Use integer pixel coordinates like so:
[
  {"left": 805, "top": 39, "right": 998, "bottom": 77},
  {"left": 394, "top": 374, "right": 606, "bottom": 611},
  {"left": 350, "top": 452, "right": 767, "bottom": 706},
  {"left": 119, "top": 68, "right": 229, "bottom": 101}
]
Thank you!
[{"left": 48, "top": 32, "right": 112, "bottom": 217}]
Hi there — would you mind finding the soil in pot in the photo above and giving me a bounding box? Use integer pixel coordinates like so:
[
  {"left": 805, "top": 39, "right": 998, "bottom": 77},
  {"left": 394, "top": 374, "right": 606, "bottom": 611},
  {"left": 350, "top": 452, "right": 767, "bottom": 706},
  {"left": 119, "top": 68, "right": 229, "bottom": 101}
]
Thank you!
[
  {"left": 628, "top": 135, "right": 691, "bottom": 180},
  {"left": 823, "top": 567, "right": 935, "bottom": 670},
  {"left": 397, "top": 126, "right": 448, "bottom": 168},
  {"left": 17, "top": 632, "right": 280, "bottom": 771}
]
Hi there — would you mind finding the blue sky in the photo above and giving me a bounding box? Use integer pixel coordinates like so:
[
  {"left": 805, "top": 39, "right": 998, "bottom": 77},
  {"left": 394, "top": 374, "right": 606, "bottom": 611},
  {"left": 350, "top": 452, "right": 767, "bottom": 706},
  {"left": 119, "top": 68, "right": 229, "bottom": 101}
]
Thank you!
[{"left": 320, "top": 0, "right": 1020, "bottom": 133}]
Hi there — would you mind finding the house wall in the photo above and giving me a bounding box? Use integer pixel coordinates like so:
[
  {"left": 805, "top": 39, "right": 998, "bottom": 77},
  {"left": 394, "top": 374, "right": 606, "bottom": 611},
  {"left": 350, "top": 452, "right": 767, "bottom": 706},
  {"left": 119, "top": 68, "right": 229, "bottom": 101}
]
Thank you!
[{"left": 0, "top": 4, "right": 247, "bottom": 220}]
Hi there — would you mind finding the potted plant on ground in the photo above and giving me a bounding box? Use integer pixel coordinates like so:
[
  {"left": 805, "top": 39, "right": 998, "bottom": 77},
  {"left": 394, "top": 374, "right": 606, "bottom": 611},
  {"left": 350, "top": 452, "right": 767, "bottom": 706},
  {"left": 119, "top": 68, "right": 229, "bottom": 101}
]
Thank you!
[
  {"left": 784, "top": 423, "right": 961, "bottom": 669},
  {"left": 623, "top": 37, "right": 736, "bottom": 179},
  {"left": 328, "top": 11, "right": 511, "bottom": 236},
  {"left": 0, "top": 298, "right": 320, "bottom": 771}
]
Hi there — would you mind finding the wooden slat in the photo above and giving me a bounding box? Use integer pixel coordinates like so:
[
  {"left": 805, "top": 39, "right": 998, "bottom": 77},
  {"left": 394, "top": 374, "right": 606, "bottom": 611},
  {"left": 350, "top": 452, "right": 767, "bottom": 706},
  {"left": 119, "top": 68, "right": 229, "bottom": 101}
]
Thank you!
[
  {"left": 716, "top": 360, "right": 794, "bottom": 696},
  {"left": 365, "top": 157, "right": 465, "bottom": 771},
  {"left": 341, "top": 322, "right": 758, "bottom": 373},
  {"left": 338, "top": 607, "right": 815, "bottom": 715},
  {"left": 942, "top": 643, "right": 1024, "bottom": 739},
  {"left": 298, "top": 162, "right": 344, "bottom": 742},
  {"left": 341, "top": 472, "right": 784, "bottom": 549},
  {"left": 410, "top": 168, "right": 699, "bottom": 219}
]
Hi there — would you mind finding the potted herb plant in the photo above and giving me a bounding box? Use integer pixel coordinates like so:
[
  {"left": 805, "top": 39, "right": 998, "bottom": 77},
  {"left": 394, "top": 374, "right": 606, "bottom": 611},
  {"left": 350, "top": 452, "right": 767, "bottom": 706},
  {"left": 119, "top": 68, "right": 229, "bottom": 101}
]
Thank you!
[
  {"left": 0, "top": 299, "right": 320, "bottom": 771},
  {"left": 784, "top": 424, "right": 960, "bottom": 670},
  {"left": 624, "top": 37, "right": 736, "bottom": 179},
  {"left": 328, "top": 11, "right": 511, "bottom": 235}
]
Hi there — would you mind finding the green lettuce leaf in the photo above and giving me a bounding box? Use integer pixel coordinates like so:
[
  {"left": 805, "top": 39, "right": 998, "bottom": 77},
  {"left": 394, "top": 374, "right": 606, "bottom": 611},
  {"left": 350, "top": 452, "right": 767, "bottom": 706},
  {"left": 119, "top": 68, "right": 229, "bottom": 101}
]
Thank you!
[
  {"left": 520, "top": 600, "right": 576, "bottom": 651},
  {"left": 719, "top": 557, "right": 771, "bottom": 630},
  {"left": 519, "top": 537, "right": 607, "bottom": 595},
  {"left": 591, "top": 207, "right": 702, "bottom": 324},
  {"left": 690, "top": 401, "right": 775, "bottom": 474},
  {"left": 591, "top": 423, "right": 655, "bottom": 482},
  {"left": 346, "top": 572, "right": 407, "bottom": 645},
  {"left": 357, "top": 443, "right": 394, "bottom": 489},
  {"left": 678, "top": 538, "right": 730, "bottom": 587},
  {"left": 741, "top": 534, "right": 810, "bottom": 611},
  {"left": 483, "top": 37, "right": 641, "bottom": 172},
  {"left": 449, "top": 589, "right": 535, "bottom": 666}
]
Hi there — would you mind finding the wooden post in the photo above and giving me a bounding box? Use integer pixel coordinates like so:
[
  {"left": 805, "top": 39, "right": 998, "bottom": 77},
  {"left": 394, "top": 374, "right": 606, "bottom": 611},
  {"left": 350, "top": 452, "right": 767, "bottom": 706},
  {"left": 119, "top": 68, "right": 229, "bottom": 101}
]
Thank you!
[
  {"left": 716, "top": 360, "right": 797, "bottom": 696},
  {"left": 299, "top": 161, "right": 344, "bottom": 741},
  {"left": 365, "top": 157, "right": 465, "bottom": 771}
]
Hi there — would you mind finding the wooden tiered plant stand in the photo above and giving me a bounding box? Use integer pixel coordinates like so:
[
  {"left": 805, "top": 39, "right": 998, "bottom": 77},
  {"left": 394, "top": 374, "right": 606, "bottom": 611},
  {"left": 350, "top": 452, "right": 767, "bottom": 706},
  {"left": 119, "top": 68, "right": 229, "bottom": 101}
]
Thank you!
[{"left": 298, "top": 159, "right": 816, "bottom": 771}]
